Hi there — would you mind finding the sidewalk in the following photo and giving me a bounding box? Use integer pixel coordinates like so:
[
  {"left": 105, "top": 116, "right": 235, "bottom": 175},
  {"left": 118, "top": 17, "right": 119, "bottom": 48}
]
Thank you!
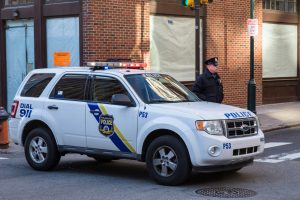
[{"left": 257, "top": 101, "right": 300, "bottom": 132}]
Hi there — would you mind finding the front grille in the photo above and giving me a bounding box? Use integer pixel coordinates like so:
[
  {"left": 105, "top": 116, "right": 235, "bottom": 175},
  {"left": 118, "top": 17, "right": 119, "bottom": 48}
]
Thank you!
[
  {"left": 233, "top": 146, "right": 258, "bottom": 156},
  {"left": 224, "top": 118, "right": 258, "bottom": 138}
]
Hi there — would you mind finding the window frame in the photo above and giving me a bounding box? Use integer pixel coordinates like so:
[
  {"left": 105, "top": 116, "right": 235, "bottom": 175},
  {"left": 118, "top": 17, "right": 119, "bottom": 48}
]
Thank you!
[
  {"left": 263, "top": 0, "right": 297, "bottom": 13},
  {"left": 4, "top": 0, "right": 34, "bottom": 7},
  {"left": 44, "top": 0, "right": 79, "bottom": 4},
  {"left": 49, "top": 73, "right": 89, "bottom": 102},
  {"left": 89, "top": 75, "right": 137, "bottom": 107}
]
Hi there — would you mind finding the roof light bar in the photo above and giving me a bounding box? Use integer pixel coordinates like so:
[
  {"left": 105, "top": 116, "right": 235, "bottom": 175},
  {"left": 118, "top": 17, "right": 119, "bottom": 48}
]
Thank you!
[{"left": 88, "top": 62, "right": 147, "bottom": 71}]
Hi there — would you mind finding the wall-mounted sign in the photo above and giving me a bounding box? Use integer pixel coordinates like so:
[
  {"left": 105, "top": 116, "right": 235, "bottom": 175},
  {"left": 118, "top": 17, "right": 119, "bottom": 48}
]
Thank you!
[
  {"left": 54, "top": 52, "right": 70, "bottom": 66},
  {"left": 247, "top": 19, "right": 258, "bottom": 37}
]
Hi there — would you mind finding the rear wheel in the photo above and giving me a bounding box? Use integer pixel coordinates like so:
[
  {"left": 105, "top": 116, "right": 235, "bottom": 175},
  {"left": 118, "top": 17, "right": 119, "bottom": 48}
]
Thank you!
[
  {"left": 146, "top": 135, "right": 191, "bottom": 186},
  {"left": 24, "top": 128, "right": 61, "bottom": 171}
]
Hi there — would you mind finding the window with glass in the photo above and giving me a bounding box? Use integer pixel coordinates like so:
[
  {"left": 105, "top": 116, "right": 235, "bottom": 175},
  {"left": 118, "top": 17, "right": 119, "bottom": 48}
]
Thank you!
[
  {"left": 92, "top": 76, "right": 130, "bottom": 104},
  {"left": 21, "top": 73, "right": 55, "bottom": 97},
  {"left": 263, "top": 0, "right": 297, "bottom": 13},
  {"left": 45, "top": 0, "right": 79, "bottom": 3},
  {"left": 5, "top": 0, "right": 34, "bottom": 6},
  {"left": 50, "top": 74, "right": 88, "bottom": 101},
  {"left": 125, "top": 74, "right": 200, "bottom": 104}
]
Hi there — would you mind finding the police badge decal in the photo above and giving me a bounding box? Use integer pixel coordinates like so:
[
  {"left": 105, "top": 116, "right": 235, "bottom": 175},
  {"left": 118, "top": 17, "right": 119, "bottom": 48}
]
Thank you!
[{"left": 99, "top": 114, "right": 114, "bottom": 136}]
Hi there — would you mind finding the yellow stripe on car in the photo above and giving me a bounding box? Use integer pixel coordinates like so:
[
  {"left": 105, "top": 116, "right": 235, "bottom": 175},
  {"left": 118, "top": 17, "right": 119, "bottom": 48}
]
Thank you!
[{"left": 99, "top": 104, "right": 136, "bottom": 153}]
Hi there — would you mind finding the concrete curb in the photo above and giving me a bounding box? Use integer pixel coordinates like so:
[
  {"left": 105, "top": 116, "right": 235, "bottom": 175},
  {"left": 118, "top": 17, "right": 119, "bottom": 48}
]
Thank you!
[
  {"left": 0, "top": 144, "right": 9, "bottom": 149},
  {"left": 262, "top": 123, "right": 300, "bottom": 133}
]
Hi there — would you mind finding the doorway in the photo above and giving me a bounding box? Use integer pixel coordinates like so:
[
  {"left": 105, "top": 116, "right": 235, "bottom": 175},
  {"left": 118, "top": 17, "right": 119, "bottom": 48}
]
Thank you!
[{"left": 6, "top": 19, "right": 34, "bottom": 111}]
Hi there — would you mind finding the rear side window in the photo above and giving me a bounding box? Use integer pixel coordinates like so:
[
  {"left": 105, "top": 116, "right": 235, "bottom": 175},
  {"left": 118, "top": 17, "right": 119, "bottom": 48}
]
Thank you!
[
  {"left": 21, "top": 73, "right": 55, "bottom": 97},
  {"left": 50, "top": 74, "right": 88, "bottom": 101}
]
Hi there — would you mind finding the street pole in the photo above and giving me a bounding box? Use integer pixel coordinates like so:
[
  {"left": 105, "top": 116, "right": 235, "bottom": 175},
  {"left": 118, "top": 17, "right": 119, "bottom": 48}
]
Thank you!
[
  {"left": 247, "top": 0, "right": 256, "bottom": 113},
  {"left": 195, "top": 0, "right": 200, "bottom": 79}
]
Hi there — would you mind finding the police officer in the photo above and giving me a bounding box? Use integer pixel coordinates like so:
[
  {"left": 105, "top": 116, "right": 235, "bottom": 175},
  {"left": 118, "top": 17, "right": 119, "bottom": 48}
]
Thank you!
[{"left": 192, "top": 57, "right": 224, "bottom": 103}]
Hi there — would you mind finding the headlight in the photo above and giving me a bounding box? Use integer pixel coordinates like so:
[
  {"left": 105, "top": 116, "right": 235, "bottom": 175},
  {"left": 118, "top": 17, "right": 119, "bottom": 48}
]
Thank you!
[
  {"left": 255, "top": 117, "right": 261, "bottom": 129},
  {"left": 195, "top": 120, "right": 224, "bottom": 135}
]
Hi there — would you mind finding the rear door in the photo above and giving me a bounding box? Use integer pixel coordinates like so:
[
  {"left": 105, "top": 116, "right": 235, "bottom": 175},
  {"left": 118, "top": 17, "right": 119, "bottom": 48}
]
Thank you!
[
  {"left": 44, "top": 73, "right": 88, "bottom": 147},
  {"left": 86, "top": 75, "right": 138, "bottom": 154}
]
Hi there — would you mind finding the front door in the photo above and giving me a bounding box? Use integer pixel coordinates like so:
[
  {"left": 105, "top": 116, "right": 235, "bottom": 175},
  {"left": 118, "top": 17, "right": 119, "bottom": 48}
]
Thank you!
[
  {"left": 6, "top": 20, "right": 34, "bottom": 111},
  {"left": 86, "top": 75, "right": 138, "bottom": 155}
]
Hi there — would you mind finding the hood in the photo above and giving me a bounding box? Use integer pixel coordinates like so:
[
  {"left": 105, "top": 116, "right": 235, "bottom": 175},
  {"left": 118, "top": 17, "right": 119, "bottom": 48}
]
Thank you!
[{"left": 149, "top": 102, "right": 256, "bottom": 120}]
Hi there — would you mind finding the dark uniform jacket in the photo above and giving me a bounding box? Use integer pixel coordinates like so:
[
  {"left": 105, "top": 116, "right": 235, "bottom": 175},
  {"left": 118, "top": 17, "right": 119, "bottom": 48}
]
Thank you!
[{"left": 192, "top": 69, "right": 224, "bottom": 103}]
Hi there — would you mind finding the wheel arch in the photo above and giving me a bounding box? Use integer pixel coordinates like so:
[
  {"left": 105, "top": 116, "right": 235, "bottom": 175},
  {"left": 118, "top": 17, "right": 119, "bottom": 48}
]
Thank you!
[
  {"left": 140, "top": 129, "right": 191, "bottom": 163},
  {"left": 22, "top": 120, "right": 56, "bottom": 146}
]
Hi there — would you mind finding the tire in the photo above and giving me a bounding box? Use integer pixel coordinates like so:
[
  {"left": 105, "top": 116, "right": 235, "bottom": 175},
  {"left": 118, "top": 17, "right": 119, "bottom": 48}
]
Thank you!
[
  {"left": 24, "top": 127, "right": 61, "bottom": 171},
  {"left": 146, "top": 135, "right": 191, "bottom": 186}
]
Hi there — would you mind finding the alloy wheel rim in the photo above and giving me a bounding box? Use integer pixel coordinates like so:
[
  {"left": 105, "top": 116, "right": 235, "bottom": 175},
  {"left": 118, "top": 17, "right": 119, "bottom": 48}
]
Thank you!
[
  {"left": 152, "top": 146, "right": 178, "bottom": 177},
  {"left": 29, "top": 136, "right": 48, "bottom": 164}
]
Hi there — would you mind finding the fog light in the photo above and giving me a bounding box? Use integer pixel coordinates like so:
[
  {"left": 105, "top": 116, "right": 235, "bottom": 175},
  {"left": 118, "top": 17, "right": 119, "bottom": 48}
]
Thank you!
[{"left": 208, "top": 146, "right": 221, "bottom": 157}]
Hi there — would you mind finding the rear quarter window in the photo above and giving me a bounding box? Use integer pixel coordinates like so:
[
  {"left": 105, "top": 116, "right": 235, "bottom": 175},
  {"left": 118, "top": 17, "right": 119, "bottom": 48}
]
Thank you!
[{"left": 21, "top": 73, "right": 55, "bottom": 97}]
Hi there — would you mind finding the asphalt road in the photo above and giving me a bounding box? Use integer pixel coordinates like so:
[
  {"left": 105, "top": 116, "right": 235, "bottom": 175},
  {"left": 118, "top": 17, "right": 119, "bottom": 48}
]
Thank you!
[{"left": 0, "top": 126, "right": 300, "bottom": 200}]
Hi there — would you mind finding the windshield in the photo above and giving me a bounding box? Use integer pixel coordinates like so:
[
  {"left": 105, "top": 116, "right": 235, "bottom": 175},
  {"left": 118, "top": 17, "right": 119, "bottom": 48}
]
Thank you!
[{"left": 125, "top": 73, "right": 200, "bottom": 104}]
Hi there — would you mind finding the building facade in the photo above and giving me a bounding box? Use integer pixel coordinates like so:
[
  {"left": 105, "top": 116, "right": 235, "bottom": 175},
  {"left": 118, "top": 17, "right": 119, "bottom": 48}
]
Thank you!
[{"left": 0, "top": 0, "right": 299, "bottom": 110}]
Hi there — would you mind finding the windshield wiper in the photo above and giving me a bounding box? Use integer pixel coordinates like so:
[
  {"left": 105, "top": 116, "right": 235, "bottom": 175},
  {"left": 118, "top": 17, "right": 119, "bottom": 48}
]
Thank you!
[
  {"left": 149, "top": 99, "right": 172, "bottom": 104},
  {"left": 172, "top": 100, "right": 193, "bottom": 103},
  {"left": 150, "top": 99, "right": 193, "bottom": 104}
]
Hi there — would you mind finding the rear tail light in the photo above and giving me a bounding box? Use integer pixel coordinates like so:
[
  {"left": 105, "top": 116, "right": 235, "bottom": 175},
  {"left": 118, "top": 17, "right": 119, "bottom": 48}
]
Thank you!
[{"left": 11, "top": 100, "right": 19, "bottom": 118}]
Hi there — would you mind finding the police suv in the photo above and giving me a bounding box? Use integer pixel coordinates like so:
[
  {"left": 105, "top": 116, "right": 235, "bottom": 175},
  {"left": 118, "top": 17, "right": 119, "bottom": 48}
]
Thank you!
[{"left": 9, "top": 62, "right": 265, "bottom": 185}]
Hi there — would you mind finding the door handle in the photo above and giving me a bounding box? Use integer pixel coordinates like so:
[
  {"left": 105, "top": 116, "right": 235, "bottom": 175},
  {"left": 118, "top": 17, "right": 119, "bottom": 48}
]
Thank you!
[
  {"left": 48, "top": 105, "right": 59, "bottom": 110},
  {"left": 90, "top": 110, "right": 100, "bottom": 114}
]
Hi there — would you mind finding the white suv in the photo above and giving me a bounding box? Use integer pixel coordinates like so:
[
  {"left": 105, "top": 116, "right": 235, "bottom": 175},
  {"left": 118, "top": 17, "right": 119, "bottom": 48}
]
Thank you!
[{"left": 9, "top": 62, "right": 265, "bottom": 185}]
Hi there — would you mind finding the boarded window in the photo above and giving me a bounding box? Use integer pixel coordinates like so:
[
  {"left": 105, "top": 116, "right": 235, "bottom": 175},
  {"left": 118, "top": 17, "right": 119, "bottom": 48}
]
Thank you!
[
  {"left": 47, "top": 17, "right": 80, "bottom": 68},
  {"left": 150, "top": 15, "right": 203, "bottom": 81},
  {"left": 263, "top": 23, "right": 297, "bottom": 78}
]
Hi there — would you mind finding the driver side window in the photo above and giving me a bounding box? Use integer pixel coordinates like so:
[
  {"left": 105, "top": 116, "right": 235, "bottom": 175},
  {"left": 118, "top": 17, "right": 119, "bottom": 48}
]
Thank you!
[{"left": 92, "top": 76, "right": 129, "bottom": 104}]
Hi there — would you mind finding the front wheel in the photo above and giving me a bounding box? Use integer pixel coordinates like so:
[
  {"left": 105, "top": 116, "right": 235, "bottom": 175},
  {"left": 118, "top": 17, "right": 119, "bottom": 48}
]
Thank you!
[
  {"left": 146, "top": 135, "right": 191, "bottom": 186},
  {"left": 24, "top": 128, "right": 61, "bottom": 171}
]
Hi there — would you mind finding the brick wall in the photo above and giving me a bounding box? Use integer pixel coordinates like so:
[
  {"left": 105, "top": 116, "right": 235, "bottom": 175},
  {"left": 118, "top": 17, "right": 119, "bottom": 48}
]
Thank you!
[
  {"left": 82, "top": 0, "right": 150, "bottom": 64},
  {"left": 82, "top": 0, "right": 262, "bottom": 108},
  {"left": 205, "top": 0, "right": 263, "bottom": 108}
]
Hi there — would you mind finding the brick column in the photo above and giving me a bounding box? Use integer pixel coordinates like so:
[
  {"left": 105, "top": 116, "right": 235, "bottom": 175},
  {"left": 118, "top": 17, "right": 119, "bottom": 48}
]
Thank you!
[
  {"left": 205, "top": 0, "right": 263, "bottom": 107},
  {"left": 82, "top": 0, "right": 150, "bottom": 64}
]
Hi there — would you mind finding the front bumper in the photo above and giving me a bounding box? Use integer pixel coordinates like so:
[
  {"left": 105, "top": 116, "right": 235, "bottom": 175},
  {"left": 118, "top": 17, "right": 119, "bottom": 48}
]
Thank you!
[
  {"left": 189, "top": 129, "right": 264, "bottom": 167},
  {"left": 193, "top": 158, "right": 253, "bottom": 172}
]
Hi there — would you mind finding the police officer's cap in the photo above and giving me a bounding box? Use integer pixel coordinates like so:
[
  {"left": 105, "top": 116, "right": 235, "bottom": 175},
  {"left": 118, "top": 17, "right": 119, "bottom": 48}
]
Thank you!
[{"left": 205, "top": 57, "right": 218, "bottom": 66}]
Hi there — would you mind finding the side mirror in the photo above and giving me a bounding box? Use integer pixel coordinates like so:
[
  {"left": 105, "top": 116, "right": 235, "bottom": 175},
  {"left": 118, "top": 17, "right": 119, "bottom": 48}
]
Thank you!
[{"left": 111, "top": 94, "right": 134, "bottom": 107}]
